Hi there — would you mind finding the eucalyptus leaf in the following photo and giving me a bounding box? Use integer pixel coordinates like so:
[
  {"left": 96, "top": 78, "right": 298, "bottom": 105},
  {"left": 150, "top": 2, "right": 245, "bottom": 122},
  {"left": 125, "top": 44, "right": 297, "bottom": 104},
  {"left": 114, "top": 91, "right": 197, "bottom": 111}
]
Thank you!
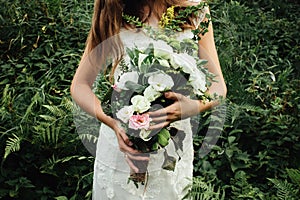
[{"left": 124, "top": 81, "right": 146, "bottom": 93}]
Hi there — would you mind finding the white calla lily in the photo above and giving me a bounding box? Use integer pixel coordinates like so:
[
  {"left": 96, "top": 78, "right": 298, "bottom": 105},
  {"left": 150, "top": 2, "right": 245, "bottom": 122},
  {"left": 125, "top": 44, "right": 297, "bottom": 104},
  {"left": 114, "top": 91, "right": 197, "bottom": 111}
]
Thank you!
[{"left": 115, "top": 71, "right": 139, "bottom": 90}]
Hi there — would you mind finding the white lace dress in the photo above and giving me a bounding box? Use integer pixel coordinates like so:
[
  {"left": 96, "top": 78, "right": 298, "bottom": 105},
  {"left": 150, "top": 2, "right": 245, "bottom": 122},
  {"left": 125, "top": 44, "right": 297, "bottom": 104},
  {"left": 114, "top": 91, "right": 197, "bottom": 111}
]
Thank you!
[{"left": 92, "top": 3, "right": 207, "bottom": 199}]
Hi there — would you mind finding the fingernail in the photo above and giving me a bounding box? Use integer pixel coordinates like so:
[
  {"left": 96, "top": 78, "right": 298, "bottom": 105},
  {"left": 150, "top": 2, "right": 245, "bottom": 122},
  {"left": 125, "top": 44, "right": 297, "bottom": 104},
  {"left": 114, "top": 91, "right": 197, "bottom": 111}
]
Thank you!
[{"left": 165, "top": 92, "right": 169, "bottom": 97}]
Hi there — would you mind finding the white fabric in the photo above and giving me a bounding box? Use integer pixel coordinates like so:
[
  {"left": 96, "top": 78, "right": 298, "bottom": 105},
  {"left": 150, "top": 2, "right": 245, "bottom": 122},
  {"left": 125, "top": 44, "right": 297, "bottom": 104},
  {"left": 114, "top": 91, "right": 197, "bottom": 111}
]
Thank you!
[
  {"left": 93, "top": 119, "right": 193, "bottom": 200},
  {"left": 92, "top": 2, "right": 207, "bottom": 198}
]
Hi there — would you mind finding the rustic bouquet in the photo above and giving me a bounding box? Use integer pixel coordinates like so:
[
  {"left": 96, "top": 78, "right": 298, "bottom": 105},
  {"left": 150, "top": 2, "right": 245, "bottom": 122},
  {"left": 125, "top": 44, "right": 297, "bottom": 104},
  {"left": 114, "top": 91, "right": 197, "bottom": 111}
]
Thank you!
[{"left": 102, "top": 2, "right": 214, "bottom": 186}]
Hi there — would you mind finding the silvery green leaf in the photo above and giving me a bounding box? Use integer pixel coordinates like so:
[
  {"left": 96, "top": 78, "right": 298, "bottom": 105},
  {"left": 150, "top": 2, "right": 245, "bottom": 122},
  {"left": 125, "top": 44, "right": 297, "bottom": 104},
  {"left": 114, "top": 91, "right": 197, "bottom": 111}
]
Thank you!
[{"left": 124, "top": 81, "right": 146, "bottom": 93}]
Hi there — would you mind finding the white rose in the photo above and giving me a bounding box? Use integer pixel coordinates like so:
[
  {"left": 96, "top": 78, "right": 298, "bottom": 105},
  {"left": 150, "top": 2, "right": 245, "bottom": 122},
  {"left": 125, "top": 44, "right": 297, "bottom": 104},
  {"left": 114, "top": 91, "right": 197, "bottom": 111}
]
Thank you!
[
  {"left": 144, "top": 86, "right": 162, "bottom": 102},
  {"left": 115, "top": 71, "right": 139, "bottom": 90},
  {"left": 116, "top": 105, "right": 134, "bottom": 123},
  {"left": 139, "top": 129, "right": 152, "bottom": 141},
  {"left": 148, "top": 73, "right": 174, "bottom": 92},
  {"left": 170, "top": 53, "right": 197, "bottom": 73},
  {"left": 189, "top": 69, "right": 207, "bottom": 95},
  {"left": 131, "top": 95, "right": 151, "bottom": 113}
]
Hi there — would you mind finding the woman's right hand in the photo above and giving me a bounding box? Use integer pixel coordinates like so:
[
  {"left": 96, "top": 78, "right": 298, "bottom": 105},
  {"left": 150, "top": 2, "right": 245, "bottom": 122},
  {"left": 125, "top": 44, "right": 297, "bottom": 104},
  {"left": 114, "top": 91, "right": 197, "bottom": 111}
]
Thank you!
[
  {"left": 111, "top": 120, "right": 138, "bottom": 154},
  {"left": 111, "top": 120, "right": 150, "bottom": 173}
]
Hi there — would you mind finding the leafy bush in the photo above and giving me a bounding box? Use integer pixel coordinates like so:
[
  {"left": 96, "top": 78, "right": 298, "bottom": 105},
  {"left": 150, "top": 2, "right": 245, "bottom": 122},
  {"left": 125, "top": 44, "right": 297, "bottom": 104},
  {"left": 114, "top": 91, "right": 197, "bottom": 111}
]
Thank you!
[
  {"left": 0, "top": 0, "right": 299, "bottom": 199},
  {"left": 192, "top": 0, "right": 300, "bottom": 199},
  {"left": 0, "top": 0, "right": 94, "bottom": 199}
]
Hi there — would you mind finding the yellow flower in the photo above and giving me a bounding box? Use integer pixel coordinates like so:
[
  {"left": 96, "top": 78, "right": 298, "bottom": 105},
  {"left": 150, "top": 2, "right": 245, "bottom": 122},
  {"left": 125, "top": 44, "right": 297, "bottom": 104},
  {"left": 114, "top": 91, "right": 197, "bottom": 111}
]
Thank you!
[{"left": 159, "top": 6, "right": 175, "bottom": 28}]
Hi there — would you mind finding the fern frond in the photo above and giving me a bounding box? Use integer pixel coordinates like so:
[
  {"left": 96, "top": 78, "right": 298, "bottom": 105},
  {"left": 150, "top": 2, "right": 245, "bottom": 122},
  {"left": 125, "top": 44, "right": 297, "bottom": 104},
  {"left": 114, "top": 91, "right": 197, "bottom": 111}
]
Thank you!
[
  {"left": 182, "top": 177, "right": 225, "bottom": 200},
  {"left": 44, "top": 124, "right": 60, "bottom": 145},
  {"left": 287, "top": 168, "right": 300, "bottom": 188},
  {"left": 268, "top": 178, "right": 299, "bottom": 200},
  {"left": 43, "top": 104, "right": 66, "bottom": 117},
  {"left": 4, "top": 133, "right": 21, "bottom": 159},
  {"left": 21, "top": 92, "right": 42, "bottom": 123},
  {"left": 61, "top": 97, "right": 74, "bottom": 112},
  {"left": 225, "top": 101, "right": 266, "bottom": 124},
  {"left": 78, "top": 133, "right": 98, "bottom": 143},
  {"left": 39, "top": 114, "right": 57, "bottom": 122},
  {"left": 33, "top": 122, "right": 60, "bottom": 145}
]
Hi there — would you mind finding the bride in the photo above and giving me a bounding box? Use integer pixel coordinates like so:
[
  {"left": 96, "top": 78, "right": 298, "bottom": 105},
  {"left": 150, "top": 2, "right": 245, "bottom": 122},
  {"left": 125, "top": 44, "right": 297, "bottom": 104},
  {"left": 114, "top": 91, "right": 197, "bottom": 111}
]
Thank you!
[{"left": 71, "top": 0, "right": 226, "bottom": 199}]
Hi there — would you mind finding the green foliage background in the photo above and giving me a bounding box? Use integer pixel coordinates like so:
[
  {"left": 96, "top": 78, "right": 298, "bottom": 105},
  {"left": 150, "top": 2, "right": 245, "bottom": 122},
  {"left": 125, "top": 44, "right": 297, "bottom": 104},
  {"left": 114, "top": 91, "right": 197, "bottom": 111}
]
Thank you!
[{"left": 0, "top": 0, "right": 299, "bottom": 199}]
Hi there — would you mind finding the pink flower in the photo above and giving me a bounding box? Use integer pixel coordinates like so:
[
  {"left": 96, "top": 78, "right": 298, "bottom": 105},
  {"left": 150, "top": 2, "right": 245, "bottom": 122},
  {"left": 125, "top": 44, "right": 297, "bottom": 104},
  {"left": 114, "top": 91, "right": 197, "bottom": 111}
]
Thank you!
[
  {"left": 112, "top": 84, "right": 121, "bottom": 92},
  {"left": 128, "top": 114, "right": 151, "bottom": 130}
]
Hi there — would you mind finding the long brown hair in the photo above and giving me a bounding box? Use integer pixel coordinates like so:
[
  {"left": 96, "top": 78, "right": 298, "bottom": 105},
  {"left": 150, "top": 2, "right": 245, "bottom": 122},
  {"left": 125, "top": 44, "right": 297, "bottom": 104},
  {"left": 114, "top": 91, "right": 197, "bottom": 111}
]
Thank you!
[{"left": 86, "top": 0, "right": 198, "bottom": 78}]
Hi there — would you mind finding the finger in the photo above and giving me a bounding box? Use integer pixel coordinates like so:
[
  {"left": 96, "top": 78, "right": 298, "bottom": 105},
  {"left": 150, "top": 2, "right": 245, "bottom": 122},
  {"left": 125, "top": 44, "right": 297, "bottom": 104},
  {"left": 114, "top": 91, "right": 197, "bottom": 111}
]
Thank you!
[
  {"left": 117, "top": 135, "right": 139, "bottom": 154},
  {"left": 120, "top": 142, "right": 139, "bottom": 154},
  {"left": 127, "top": 153, "right": 150, "bottom": 161},
  {"left": 151, "top": 114, "right": 179, "bottom": 122},
  {"left": 150, "top": 115, "right": 168, "bottom": 122},
  {"left": 150, "top": 107, "right": 180, "bottom": 122},
  {"left": 148, "top": 107, "right": 167, "bottom": 117},
  {"left": 118, "top": 129, "right": 133, "bottom": 146},
  {"left": 164, "top": 91, "right": 183, "bottom": 101},
  {"left": 125, "top": 155, "right": 139, "bottom": 173},
  {"left": 149, "top": 121, "right": 170, "bottom": 130}
]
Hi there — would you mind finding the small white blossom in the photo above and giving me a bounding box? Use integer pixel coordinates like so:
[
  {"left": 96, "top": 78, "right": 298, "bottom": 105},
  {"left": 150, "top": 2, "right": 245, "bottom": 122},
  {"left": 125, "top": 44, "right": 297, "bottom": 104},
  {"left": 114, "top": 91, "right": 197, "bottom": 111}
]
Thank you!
[
  {"left": 144, "top": 86, "right": 162, "bottom": 102},
  {"left": 131, "top": 95, "right": 151, "bottom": 113},
  {"left": 116, "top": 106, "right": 134, "bottom": 123},
  {"left": 148, "top": 73, "right": 174, "bottom": 92},
  {"left": 139, "top": 129, "right": 152, "bottom": 141}
]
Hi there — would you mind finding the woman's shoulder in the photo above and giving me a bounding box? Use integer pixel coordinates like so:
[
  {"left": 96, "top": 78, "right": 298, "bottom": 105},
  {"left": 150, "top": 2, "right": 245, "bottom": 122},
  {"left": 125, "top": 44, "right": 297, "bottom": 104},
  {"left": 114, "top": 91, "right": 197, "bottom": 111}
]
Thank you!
[{"left": 185, "top": 0, "right": 204, "bottom": 6}]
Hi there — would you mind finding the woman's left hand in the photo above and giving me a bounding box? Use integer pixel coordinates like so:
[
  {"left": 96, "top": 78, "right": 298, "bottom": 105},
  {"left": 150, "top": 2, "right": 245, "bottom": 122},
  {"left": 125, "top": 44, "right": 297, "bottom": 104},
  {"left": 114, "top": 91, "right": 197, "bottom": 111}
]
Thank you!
[{"left": 148, "top": 91, "right": 200, "bottom": 130}]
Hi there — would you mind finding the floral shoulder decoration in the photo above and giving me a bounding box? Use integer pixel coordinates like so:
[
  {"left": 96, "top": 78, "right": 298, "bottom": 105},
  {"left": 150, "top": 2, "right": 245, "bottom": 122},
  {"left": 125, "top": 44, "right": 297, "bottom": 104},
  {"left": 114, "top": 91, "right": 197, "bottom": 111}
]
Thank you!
[{"left": 101, "top": 2, "right": 216, "bottom": 187}]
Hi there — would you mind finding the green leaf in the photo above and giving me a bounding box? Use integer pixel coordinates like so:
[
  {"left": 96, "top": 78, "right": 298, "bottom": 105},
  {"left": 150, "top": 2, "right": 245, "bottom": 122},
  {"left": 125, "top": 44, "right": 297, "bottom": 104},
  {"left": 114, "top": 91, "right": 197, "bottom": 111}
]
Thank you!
[
  {"left": 152, "top": 142, "right": 159, "bottom": 151},
  {"left": 124, "top": 81, "right": 145, "bottom": 93},
  {"left": 4, "top": 133, "right": 21, "bottom": 159},
  {"left": 228, "top": 136, "right": 236, "bottom": 144},
  {"left": 162, "top": 150, "right": 176, "bottom": 171},
  {"left": 158, "top": 128, "right": 170, "bottom": 147},
  {"left": 55, "top": 196, "right": 68, "bottom": 200},
  {"left": 159, "top": 128, "right": 171, "bottom": 139},
  {"left": 225, "top": 148, "right": 233, "bottom": 159}
]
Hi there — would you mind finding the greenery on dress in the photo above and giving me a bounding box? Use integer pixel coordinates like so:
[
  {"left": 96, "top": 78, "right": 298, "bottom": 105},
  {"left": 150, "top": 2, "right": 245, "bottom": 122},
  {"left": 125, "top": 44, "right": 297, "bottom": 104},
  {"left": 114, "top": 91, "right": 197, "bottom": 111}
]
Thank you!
[{"left": 0, "top": 0, "right": 299, "bottom": 199}]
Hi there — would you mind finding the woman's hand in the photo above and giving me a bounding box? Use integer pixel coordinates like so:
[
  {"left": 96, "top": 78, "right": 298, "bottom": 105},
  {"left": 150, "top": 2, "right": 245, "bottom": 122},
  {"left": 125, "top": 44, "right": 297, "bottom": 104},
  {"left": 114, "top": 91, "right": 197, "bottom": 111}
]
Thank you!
[
  {"left": 148, "top": 91, "right": 200, "bottom": 130},
  {"left": 111, "top": 120, "right": 149, "bottom": 172},
  {"left": 111, "top": 120, "right": 138, "bottom": 154}
]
